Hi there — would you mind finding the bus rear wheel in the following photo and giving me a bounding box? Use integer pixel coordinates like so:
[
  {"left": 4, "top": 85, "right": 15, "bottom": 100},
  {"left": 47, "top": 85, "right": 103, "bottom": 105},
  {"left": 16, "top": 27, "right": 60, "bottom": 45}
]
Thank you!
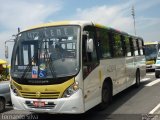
[
  {"left": 135, "top": 70, "right": 140, "bottom": 88},
  {"left": 97, "top": 82, "right": 112, "bottom": 110}
]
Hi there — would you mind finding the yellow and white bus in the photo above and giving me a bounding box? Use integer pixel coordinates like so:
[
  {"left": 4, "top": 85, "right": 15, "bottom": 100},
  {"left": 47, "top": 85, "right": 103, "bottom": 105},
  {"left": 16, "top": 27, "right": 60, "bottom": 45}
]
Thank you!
[
  {"left": 144, "top": 41, "right": 160, "bottom": 70},
  {"left": 10, "top": 21, "right": 146, "bottom": 114}
]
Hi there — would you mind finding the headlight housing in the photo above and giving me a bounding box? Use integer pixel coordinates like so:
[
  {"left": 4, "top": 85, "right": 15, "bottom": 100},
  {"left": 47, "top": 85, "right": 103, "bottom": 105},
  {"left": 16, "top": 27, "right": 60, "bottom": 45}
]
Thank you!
[
  {"left": 62, "top": 82, "right": 79, "bottom": 98},
  {"left": 10, "top": 83, "right": 19, "bottom": 96}
]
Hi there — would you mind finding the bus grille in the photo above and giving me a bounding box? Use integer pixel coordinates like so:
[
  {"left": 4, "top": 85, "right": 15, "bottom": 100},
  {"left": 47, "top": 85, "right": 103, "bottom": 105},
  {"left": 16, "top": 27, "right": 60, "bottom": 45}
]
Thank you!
[{"left": 20, "top": 91, "right": 61, "bottom": 99}]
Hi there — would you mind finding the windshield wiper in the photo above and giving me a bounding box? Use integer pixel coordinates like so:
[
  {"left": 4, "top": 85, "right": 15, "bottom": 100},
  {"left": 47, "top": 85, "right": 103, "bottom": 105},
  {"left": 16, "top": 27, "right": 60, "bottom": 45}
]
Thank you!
[
  {"left": 48, "top": 55, "right": 57, "bottom": 78},
  {"left": 20, "top": 54, "right": 36, "bottom": 79},
  {"left": 20, "top": 63, "right": 32, "bottom": 80}
]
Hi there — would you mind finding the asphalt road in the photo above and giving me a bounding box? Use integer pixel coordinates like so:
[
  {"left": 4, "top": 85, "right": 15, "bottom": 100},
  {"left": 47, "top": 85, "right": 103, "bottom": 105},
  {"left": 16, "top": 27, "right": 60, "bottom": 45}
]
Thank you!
[{"left": 1, "top": 71, "right": 160, "bottom": 120}]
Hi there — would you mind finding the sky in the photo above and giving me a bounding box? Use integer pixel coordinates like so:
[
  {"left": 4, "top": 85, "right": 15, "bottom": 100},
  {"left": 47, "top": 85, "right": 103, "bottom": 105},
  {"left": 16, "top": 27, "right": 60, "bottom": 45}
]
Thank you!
[{"left": 0, "top": 0, "right": 160, "bottom": 60}]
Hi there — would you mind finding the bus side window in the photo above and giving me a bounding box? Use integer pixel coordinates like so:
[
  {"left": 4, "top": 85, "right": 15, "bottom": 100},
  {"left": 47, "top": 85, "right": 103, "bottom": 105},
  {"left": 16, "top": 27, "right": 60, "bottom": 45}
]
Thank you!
[
  {"left": 142, "top": 40, "right": 145, "bottom": 55},
  {"left": 136, "top": 39, "right": 141, "bottom": 55},
  {"left": 96, "top": 28, "right": 111, "bottom": 59},
  {"left": 82, "top": 26, "right": 98, "bottom": 79},
  {"left": 125, "top": 36, "right": 132, "bottom": 57},
  {"left": 121, "top": 35, "right": 126, "bottom": 57},
  {"left": 113, "top": 33, "right": 123, "bottom": 58},
  {"left": 133, "top": 39, "right": 139, "bottom": 56},
  {"left": 129, "top": 37, "right": 134, "bottom": 56},
  {"left": 138, "top": 39, "right": 144, "bottom": 55}
]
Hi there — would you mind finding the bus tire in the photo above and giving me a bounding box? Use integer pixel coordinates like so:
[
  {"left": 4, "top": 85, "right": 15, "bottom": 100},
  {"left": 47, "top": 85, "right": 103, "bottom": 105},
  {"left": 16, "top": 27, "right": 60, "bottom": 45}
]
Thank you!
[
  {"left": 0, "top": 98, "right": 5, "bottom": 113},
  {"left": 97, "top": 81, "right": 112, "bottom": 110},
  {"left": 135, "top": 70, "right": 140, "bottom": 88},
  {"left": 155, "top": 72, "right": 159, "bottom": 78}
]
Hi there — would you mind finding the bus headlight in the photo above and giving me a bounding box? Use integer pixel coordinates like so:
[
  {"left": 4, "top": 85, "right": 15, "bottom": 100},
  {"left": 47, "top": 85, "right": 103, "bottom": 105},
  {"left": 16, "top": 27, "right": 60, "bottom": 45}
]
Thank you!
[
  {"left": 62, "top": 82, "right": 79, "bottom": 98},
  {"left": 10, "top": 84, "right": 19, "bottom": 96}
]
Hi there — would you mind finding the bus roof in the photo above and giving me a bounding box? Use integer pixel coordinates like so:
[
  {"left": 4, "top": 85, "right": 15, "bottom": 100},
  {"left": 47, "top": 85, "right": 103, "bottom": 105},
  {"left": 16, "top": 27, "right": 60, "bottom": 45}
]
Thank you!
[
  {"left": 25, "top": 21, "right": 93, "bottom": 31},
  {"left": 144, "top": 41, "right": 159, "bottom": 45},
  {"left": 22, "top": 20, "right": 140, "bottom": 39},
  {"left": 24, "top": 20, "right": 112, "bottom": 32},
  {"left": 94, "top": 24, "right": 108, "bottom": 29}
]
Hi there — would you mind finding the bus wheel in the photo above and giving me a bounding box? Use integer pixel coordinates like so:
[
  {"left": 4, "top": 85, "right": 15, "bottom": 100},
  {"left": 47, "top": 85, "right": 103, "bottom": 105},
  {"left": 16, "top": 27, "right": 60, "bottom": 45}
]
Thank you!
[
  {"left": 97, "top": 82, "right": 112, "bottom": 110},
  {"left": 0, "top": 98, "right": 5, "bottom": 113},
  {"left": 135, "top": 70, "right": 140, "bottom": 88},
  {"left": 155, "top": 72, "right": 159, "bottom": 78}
]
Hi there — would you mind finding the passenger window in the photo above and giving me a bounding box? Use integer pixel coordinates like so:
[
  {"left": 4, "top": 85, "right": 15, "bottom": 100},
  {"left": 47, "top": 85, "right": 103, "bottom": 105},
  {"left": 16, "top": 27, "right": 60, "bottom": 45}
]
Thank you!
[
  {"left": 138, "top": 39, "right": 144, "bottom": 55},
  {"left": 125, "top": 36, "right": 132, "bottom": 57},
  {"left": 96, "top": 28, "right": 111, "bottom": 59},
  {"left": 132, "top": 39, "right": 139, "bottom": 56},
  {"left": 113, "top": 33, "right": 123, "bottom": 57},
  {"left": 120, "top": 35, "right": 126, "bottom": 57}
]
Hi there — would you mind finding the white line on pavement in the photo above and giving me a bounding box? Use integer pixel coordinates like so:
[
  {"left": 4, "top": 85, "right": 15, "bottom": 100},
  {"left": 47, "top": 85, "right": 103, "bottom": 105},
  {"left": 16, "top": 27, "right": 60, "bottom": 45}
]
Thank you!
[
  {"left": 149, "top": 103, "right": 160, "bottom": 114},
  {"left": 141, "top": 78, "right": 150, "bottom": 82},
  {"left": 145, "top": 79, "right": 160, "bottom": 86}
]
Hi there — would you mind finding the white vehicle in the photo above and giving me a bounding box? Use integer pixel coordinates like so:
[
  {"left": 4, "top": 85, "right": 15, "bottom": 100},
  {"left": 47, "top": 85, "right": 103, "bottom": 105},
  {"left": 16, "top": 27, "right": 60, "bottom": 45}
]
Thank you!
[
  {"left": 144, "top": 41, "right": 160, "bottom": 70},
  {"left": 0, "top": 81, "right": 11, "bottom": 113},
  {"left": 10, "top": 21, "right": 146, "bottom": 114},
  {"left": 155, "top": 50, "right": 160, "bottom": 78}
]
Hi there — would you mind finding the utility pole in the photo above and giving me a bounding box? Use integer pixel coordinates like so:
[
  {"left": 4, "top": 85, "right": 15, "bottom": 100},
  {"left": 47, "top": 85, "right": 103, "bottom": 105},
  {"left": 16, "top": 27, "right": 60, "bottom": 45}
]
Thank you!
[{"left": 131, "top": 5, "right": 136, "bottom": 35}]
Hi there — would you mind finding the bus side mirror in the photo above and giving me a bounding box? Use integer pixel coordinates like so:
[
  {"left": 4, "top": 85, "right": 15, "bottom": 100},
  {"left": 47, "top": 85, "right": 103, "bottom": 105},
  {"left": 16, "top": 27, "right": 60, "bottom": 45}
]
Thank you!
[
  {"left": 86, "top": 38, "right": 94, "bottom": 53},
  {"left": 83, "top": 31, "right": 94, "bottom": 53},
  {"left": 5, "top": 46, "right": 8, "bottom": 59}
]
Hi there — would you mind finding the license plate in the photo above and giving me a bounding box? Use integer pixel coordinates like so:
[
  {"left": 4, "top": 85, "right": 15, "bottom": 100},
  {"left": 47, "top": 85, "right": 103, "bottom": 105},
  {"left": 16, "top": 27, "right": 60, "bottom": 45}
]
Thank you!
[{"left": 33, "top": 101, "right": 45, "bottom": 107}]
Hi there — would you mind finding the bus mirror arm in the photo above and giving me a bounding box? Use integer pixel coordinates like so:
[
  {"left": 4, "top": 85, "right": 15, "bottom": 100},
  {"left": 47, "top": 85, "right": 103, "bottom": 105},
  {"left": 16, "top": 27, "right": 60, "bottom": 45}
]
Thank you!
[{"left": 5, "top": 45, "right": 8, "bottom": 59}]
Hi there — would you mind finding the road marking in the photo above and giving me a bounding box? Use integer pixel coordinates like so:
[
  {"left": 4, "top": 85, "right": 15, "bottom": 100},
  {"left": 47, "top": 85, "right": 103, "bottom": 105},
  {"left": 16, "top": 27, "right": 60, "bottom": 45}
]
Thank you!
[
  {"left": 141, "top": 78, "right": 150, "bottom": 82},
  {"left": 146, "top": 73, "right": 155, "bottom": 76},
  {"left": 145, "top": 79, "right": 160, "bottom": 86},
  {"left": 149, "top": 103, "right": 160, "bottom": 114}
]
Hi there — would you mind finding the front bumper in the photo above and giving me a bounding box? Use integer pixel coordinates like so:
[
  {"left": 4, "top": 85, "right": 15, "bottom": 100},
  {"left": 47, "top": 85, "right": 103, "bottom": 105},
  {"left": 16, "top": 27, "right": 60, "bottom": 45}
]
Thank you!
[
  {"left": 11, "top": 89, "right": 84, "bottom": 114},
  {"left": 155, "top": 67, "right": 160, "bottom": 74},
  {"left": 146, "top": 64, "right": 155, "bottom": 70}
]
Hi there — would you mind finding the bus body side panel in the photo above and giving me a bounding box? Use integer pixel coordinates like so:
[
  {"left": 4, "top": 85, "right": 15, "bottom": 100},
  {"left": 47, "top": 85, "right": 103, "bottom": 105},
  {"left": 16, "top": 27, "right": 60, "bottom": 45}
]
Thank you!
[
  {"left": 100, "top": 59, "right": 116, "bottom": 95},
  {"left": 125, "top": 57, "right": 136, "bottom": 87},
  {"left": 99, "top": 58, "right": 127, "bottom": 96},
  {"left": 84, "top": 66, "right": 101, "bottom": 111},
  {"left": 134, "top": 55, "right": 146, "bottom": 79}
]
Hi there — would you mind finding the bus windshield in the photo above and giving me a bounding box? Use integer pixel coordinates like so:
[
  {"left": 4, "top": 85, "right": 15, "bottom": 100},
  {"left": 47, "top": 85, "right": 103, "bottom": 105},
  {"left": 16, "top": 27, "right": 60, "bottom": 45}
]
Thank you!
[
  {"left": 11, "top": 26, "right": 80, "bottom": 84},
  {"left": 144, "top": 44, "right": 157, "bottom": 61}
]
